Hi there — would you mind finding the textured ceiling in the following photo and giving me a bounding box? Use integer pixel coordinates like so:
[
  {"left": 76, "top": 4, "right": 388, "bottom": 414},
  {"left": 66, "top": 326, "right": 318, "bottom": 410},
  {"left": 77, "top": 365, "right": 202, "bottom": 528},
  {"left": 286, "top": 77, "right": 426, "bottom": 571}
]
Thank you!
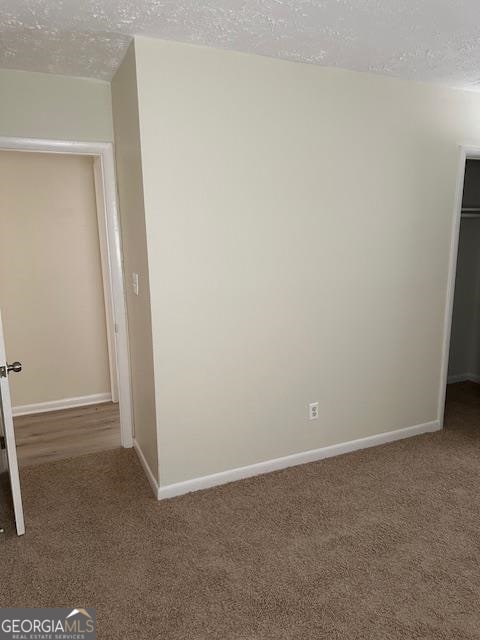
[{"left": 2, "top": 0, "right": 480, "bottom": 89}]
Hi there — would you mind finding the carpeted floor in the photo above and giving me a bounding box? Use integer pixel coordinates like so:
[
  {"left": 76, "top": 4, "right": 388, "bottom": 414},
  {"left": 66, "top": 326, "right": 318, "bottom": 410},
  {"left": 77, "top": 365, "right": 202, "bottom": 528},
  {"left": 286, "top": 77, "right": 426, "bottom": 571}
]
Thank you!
[{"left": 1, "top": 382, "right": 480, "bottom": 639}]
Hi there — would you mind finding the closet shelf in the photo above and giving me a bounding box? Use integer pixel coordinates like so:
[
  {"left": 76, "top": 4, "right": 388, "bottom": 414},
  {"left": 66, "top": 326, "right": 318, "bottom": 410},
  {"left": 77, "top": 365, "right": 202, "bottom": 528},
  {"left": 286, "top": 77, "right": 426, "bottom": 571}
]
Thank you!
[{"left": 461, "top": 207, "right": 480, "bottom": 218}]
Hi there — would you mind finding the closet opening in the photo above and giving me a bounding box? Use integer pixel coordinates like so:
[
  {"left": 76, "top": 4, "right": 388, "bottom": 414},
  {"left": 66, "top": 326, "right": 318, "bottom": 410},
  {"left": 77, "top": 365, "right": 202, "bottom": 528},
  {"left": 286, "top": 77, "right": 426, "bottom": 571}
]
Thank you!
[{"left": 444, "top": 156, "right": 480, "bottom": 429}]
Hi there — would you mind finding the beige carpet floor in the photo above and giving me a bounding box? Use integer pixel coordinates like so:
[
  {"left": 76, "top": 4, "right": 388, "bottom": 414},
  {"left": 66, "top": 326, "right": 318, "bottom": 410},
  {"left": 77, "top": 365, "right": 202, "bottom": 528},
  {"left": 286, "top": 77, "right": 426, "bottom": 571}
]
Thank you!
[{"left": 1, "top": 382, "right": 480, "bottom": 639}]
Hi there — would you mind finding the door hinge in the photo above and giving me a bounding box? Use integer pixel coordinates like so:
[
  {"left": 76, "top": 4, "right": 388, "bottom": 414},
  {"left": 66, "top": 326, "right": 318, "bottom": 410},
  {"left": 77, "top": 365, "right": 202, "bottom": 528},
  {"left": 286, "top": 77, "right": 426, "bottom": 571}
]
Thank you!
[
  {"left": 0, "top": 366, "right": 6, "bottom": 378},
  {"left": 0, "top": 436, "right": 5, "bottom": 450}
]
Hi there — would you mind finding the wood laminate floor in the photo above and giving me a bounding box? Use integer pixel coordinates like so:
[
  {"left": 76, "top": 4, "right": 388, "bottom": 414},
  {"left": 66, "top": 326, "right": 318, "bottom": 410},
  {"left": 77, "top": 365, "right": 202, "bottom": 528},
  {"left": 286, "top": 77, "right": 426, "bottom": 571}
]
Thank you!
[{"left": 13, "top": 402, "right": 121, "bottom": 467}]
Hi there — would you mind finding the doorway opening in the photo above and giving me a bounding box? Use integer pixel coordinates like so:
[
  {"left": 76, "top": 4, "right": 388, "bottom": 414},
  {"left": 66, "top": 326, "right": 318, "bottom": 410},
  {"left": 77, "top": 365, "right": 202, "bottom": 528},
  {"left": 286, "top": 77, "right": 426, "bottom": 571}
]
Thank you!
[
  {"left": 0, "top": 137, "right": 133, "bottom": 469},
  {"left": 442, "top": 150, "right": 480, "bottom": 428}
]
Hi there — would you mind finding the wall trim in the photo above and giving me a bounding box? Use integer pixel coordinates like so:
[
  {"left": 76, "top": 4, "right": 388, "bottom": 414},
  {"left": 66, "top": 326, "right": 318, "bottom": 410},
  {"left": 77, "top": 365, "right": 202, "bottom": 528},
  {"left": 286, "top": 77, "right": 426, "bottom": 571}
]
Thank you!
[
  {"left": 133, "top": 439, "right": 159, "bottom": 499},
  {"left": 158, "top": 419, "right": 441, "bottom": 500},
  {"left": 12, "top": 393, "right": 112, "bottom": 417},
  {"left": 447, "top": 373, "right": 480, "bottom": 384}
]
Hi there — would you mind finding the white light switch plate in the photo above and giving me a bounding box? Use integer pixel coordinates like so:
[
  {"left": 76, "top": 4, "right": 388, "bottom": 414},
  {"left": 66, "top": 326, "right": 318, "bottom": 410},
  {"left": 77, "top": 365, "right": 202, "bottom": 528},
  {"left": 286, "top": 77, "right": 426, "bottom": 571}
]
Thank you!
[{"left": 132, "top": 272, "right": 139, "bottom": 296}]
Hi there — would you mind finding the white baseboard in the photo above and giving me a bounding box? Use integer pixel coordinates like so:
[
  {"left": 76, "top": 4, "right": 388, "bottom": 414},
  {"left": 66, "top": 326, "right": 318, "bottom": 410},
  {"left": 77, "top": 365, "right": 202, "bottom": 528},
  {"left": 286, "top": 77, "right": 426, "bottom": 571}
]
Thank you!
[
  {"left": 447, "top": 374, "right": 468, "bottom": 384},
  {"left": 133, "top": 439, "right": 159, "bottom": 499},
  {"left": 158, "top": 420, "right": 441, "bottom": 500},
  {"left": 447, "top": 373, "right": 480, "bottom": 384},
  {"left": 12, "top": 393, "right": 112, "bottom": 417}
]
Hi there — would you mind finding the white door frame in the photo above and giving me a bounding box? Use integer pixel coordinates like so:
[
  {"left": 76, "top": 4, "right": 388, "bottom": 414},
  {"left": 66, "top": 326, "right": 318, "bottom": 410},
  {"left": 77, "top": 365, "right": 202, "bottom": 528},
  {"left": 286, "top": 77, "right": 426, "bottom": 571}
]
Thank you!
[
  {"left": 0, "top": 136, "right": 133, "bottom": 448},
  {"left": 93, "top": 158, "right": 119, "bottom": 403},
  {"left": 438, "top": 145, "right": 480, "bottom": 426}
]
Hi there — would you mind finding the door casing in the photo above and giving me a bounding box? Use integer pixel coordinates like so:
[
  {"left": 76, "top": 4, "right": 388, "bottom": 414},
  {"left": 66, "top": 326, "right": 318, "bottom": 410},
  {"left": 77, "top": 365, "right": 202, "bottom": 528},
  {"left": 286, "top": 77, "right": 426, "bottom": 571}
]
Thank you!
[{"left": 438, "top": 145, "right": 480, "bottom": 427}]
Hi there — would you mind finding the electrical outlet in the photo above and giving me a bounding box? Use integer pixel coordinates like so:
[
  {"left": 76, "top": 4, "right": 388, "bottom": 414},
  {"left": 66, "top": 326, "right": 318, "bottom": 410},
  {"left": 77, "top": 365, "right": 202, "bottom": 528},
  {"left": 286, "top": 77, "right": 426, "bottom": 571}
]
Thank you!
[{"left": 309, "top": 402, "right": 319, "bottom": 420}]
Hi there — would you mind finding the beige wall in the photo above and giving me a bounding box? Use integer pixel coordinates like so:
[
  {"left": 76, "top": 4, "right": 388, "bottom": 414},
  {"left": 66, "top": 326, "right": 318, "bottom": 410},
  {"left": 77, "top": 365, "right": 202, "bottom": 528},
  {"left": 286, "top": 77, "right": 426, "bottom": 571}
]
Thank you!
[
  {"left": 0, "top": 68, "right": 113, "bottom": 142},
  {"left": 0, "top": 151, "right": 110, "bottom": 406},
  {"left": 132, "top": 37, "right": 480, "bottom": 487},
  {"left": 111, "top": 44, "right": 159, "bottom": 480}
]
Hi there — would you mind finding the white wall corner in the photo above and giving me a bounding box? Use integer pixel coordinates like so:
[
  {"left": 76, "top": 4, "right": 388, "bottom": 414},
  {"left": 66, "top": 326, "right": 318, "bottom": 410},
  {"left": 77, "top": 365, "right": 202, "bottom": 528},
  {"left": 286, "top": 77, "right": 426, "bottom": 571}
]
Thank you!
[{"left": 133, "top": 439, "right": 159, "bottom": 498}]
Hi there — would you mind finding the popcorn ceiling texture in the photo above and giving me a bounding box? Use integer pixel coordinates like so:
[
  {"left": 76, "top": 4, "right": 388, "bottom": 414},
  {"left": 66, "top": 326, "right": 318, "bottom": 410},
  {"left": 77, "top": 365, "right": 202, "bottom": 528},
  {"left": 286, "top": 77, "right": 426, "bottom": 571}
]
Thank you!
[{"left": 2, "top": 0, "right": 480, "bottom": 88}]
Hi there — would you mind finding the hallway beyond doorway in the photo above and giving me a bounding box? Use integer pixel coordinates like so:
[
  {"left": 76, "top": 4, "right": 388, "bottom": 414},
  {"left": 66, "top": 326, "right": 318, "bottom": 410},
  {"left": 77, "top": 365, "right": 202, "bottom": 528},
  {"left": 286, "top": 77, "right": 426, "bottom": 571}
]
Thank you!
[{"left": 13, "top": 403, "right": 120, "bottom": 467}]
